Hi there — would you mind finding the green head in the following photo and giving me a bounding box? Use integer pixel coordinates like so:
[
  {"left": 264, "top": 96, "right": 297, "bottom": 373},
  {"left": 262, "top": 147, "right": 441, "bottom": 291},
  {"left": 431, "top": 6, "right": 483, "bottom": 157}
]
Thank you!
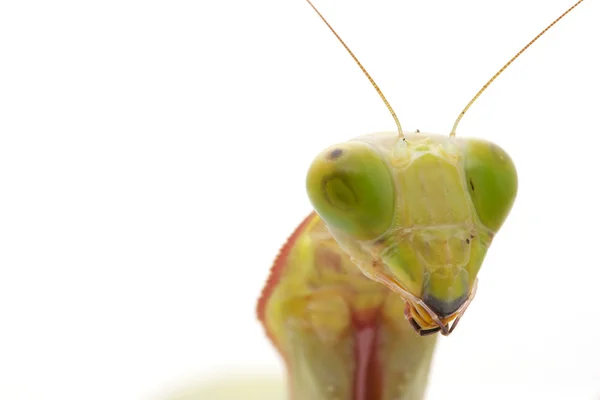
[{"left": 306, "top": 133, "right": 518, "bottom": 334}]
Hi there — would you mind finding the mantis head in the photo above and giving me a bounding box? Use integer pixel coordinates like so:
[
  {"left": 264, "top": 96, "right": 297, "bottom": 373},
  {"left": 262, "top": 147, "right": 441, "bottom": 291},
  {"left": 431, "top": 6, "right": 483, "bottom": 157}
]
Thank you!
[{"left": 306, "top": 134, "right": 517, "bottom": 335}]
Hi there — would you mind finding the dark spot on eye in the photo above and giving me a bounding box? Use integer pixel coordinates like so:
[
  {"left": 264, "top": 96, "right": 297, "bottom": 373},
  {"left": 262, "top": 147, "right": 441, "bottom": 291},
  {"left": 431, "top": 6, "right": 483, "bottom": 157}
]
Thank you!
[
  {"left": 469, "top": 178, "right": 475, "bottom": 191},
  {"left": 328, "top": 148, "right": 343, "bottom": 160},
  {"left": 470, "top": 234, "right": 474, "bottom": 239},
  {"left": 466, "top": 238, "right": 470, "bottom": 244}
]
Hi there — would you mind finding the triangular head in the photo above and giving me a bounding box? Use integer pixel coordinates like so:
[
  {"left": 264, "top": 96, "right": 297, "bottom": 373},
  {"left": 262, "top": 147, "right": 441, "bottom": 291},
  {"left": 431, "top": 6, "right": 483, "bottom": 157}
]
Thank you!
[{"left": 306, "top": 131, "right": 518, "bottom": 335}]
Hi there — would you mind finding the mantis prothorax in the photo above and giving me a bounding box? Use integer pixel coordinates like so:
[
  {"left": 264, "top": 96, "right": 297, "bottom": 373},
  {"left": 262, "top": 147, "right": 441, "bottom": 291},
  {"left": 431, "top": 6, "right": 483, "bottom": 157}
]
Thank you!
[{"left": 254, "top": 1, "right": 586, "bottom": 399}]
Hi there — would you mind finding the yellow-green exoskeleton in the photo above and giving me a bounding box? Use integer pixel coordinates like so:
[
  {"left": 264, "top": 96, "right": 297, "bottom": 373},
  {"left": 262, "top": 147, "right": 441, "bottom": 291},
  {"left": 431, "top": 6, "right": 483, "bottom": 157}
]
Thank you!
[{"left": 307, "top": 132, "right": 517, "bottom": 335}]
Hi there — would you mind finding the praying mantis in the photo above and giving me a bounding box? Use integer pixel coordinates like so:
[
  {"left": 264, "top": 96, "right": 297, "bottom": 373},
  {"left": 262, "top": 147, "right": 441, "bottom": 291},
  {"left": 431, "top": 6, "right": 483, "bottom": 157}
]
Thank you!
[{"left": 169, "top": 0, "right": 589, "bottom": 399}]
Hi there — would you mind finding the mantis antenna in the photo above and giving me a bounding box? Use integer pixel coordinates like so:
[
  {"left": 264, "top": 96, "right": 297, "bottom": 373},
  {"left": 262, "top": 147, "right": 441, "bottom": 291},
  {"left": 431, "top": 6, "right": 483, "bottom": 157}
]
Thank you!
[
  {"left": 304, "top": 0, "right": 405, "bottom": 140},
  {"left": 449, "top": 0, "right": 586, "bottom": 137}
]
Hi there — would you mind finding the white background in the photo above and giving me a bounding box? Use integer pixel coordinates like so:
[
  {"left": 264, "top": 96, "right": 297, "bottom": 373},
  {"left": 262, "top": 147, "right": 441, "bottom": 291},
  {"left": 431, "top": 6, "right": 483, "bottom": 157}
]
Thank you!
[{"left": 1, "top": 0, "right": 599, "bottom": 399}]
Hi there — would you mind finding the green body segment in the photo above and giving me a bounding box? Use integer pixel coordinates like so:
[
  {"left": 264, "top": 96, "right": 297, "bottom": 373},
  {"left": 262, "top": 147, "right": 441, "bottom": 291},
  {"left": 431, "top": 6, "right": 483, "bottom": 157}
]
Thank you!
[
  {"left": 258, "top": 213, "right": 437, "bottom": 400},
  {"left": 306, "top": 132, "right": 517, "bottom": 319}
]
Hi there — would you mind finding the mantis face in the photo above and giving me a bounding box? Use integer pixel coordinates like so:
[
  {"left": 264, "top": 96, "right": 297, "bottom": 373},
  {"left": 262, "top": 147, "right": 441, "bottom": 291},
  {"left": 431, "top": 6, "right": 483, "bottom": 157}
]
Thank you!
[{"left": 306, "top": 132, "right": 518, "bottom": 335}]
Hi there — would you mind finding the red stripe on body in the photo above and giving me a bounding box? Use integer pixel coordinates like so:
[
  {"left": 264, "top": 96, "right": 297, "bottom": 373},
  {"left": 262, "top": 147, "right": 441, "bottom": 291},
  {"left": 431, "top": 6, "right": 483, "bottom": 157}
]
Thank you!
[{"left": 352, "top": 312, "right": 383, "bottom": 400}]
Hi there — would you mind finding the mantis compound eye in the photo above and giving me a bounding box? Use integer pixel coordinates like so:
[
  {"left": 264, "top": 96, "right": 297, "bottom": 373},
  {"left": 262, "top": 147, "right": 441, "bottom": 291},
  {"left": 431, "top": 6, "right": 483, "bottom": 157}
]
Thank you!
[
  {"left": 463, "top": 139, "right": 518, "bottom": 233},
  {"left": 306, "top": 142, "right": 395, "bottom": 241}
]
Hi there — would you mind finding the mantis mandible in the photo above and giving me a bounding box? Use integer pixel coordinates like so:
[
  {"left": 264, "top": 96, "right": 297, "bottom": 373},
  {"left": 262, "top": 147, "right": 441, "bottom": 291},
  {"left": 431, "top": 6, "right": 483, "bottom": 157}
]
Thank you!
[{"left": 252, "top": 1, "right": 586, "bottom": 399}]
